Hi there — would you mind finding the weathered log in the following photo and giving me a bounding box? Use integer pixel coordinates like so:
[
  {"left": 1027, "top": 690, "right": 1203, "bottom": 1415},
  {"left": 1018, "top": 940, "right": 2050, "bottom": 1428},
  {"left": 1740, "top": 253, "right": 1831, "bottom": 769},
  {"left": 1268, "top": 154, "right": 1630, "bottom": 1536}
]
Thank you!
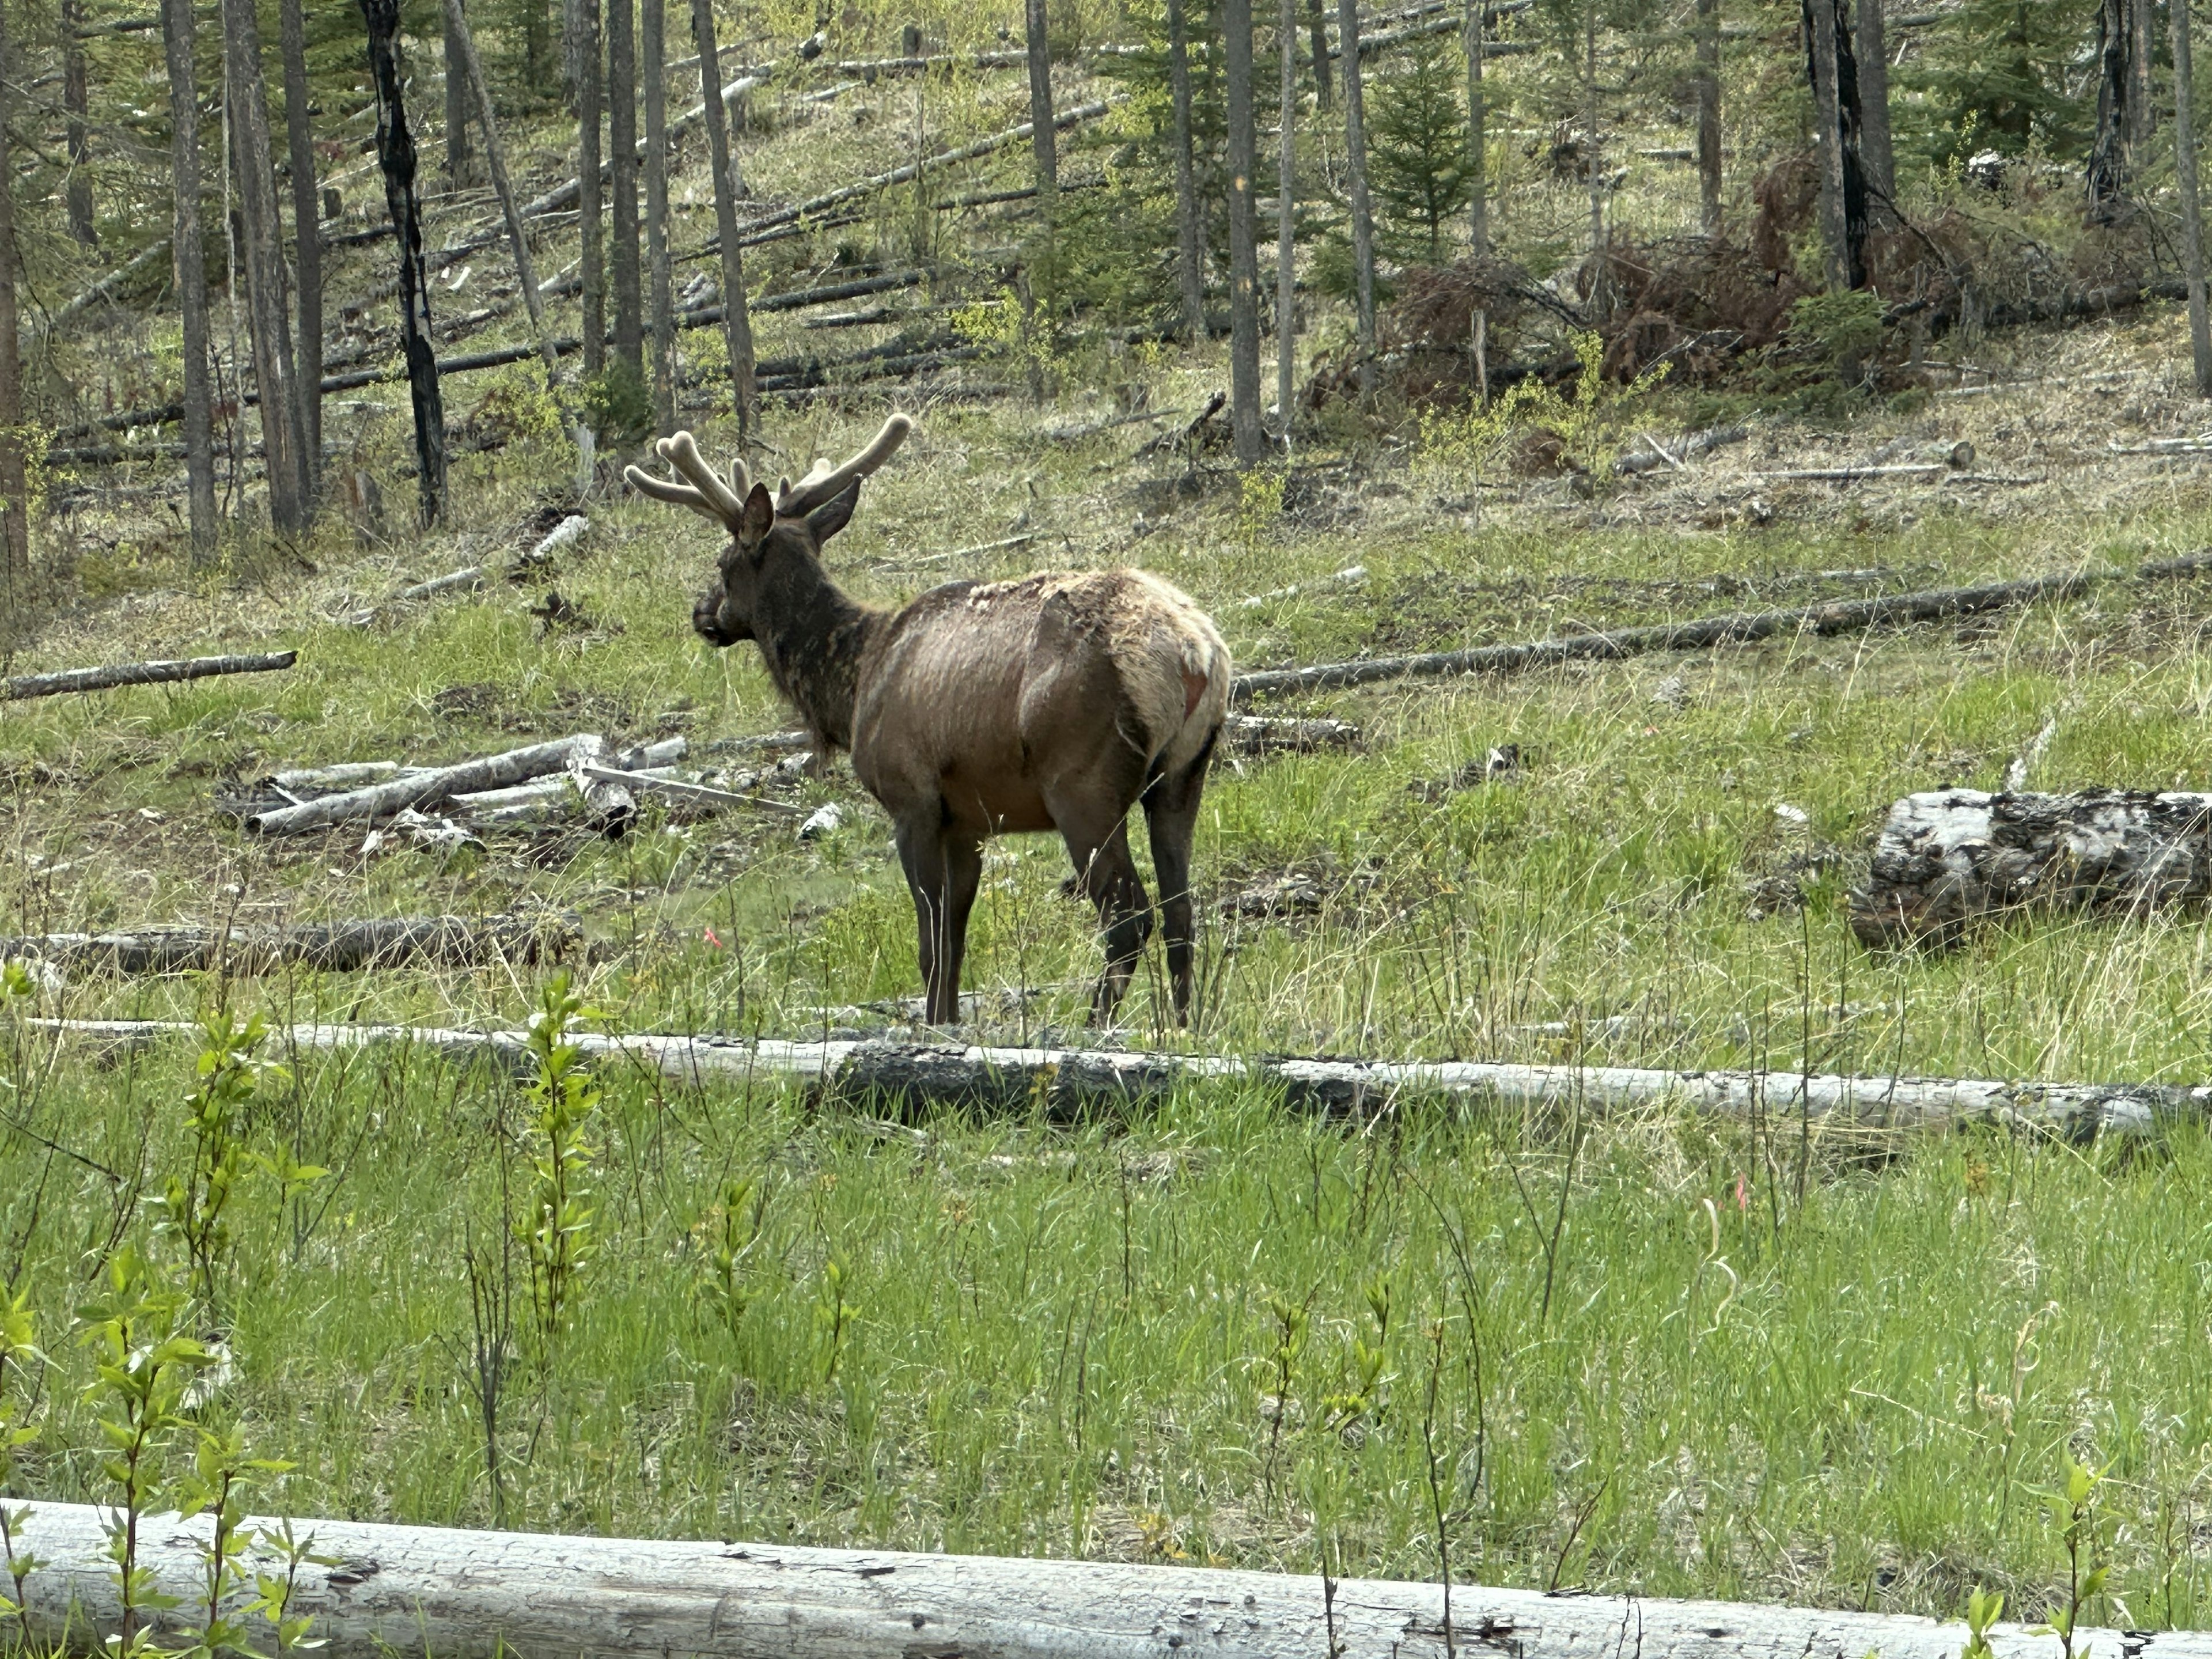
[
  {"left": 1230, "top": 552, "right": 2212, "bottom": 702},
  {"left": 1759, "top": 463, "right": 1946, "bottom": 483},
  {"left": 0, "top": 913, "right": 578, "bottom": 975},
  {"left": 270, "top": 762, "right": 429, "bottom": 791},
  {"left": 341, "top": 565, "right": 485, "bottom": 628},
  {"left": 243, "top": 735, "right": 604, "bottom": 835},
  {"left": 28, "top": 1020, "right": 2199, "bottom": 1137},
  {"left": 1853, "top": 787, "right": 2212, "bottom": 946},
  {"left": 4, "top": 652, "right": 298, "bottom": 700},
  {"left": 1612, "top": 421, "right": 1749, "bottom": 475},
  {"left": 573, "top": 762, "right": 810, "bottom": 817},
  {"left": 16, "top": 1498, "right": 2176, "bottom": 1659},
  {"left": 1222, "top": 713, "right": 1362, "bottom": 754}
]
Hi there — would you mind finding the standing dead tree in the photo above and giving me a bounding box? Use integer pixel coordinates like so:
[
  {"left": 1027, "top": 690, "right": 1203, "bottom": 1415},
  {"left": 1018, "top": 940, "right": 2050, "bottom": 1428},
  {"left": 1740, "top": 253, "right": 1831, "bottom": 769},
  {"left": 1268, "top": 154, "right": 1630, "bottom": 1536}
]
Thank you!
[
  {"left": 643, "top": 0, "right": 676, "bottom": 430},
  {"left": 1695, "top": 0, "right": 1719, "bottom": 233},
  {"left": 609, "top": 0, "right": 643, "bottom": 377},
  {"left": 281, "top": 0, "right": 321, "bottom": 497},
  {"left": 2088, "top": 0, "right": 2138, "bottom": 222},
  {"left": 1339, "top": 0, "right": 1377, "bottom": 388},
  {"left": 361, "top": 0, "right": 448, "bottom": 525},
  {"left": 1226, "top": 0, "right": 1263, "bottom": 461},
  {"left": 160, "top": 0, "right": 218, "bottom": 558},
  {"left": 1854, "top": 0, "right": 1892, "bottom": 219},
  {"left": 1168, "top": 0, "right": 1205, "bottom": 343},
  {"left": 694, "top": 0, "right": 757, "bottom": 437},
  {"left": 2177, "top": 0, "right": 2212, "bottom": 395},
  {"left": 578, "top": 0, "right": 605, "bottom": 376},
  {"left": 1803, "top": 0, "right": 1866, "bottom": 287},
  {"left": 62, "top": 0, "right": 96, "bottom": 245},
  {"left": 445, "top": 0, "right": 560, "bottom": 379},
  {"left": 1278, "top": 0, "right": 1298, "bottom": 422},
  {"left": 0, "top": 6, "right": 27, "bottom": 599}
]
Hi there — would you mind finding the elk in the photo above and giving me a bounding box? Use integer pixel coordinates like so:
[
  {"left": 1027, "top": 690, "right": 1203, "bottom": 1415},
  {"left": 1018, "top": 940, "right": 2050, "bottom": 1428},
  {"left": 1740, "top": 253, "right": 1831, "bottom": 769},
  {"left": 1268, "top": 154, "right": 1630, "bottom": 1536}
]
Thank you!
[{"left": 626, "top": 415, "right": 1232, "bottom": 1028}]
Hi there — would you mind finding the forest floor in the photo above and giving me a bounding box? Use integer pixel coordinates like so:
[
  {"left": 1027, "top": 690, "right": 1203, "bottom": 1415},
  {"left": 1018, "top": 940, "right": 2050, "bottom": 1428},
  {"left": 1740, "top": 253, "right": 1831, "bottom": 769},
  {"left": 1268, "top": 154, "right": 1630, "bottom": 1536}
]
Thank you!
[{"left": 15, "top": 25, "right": 2212, "bottom": 1637}]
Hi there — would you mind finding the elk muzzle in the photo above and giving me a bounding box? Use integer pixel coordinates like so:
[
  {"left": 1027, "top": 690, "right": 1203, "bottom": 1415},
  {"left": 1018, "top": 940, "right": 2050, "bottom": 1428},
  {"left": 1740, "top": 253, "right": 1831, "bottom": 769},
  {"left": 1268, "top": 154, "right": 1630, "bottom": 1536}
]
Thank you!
[{"left": 693, "top": 588, "right": 747, "bottom": 647}]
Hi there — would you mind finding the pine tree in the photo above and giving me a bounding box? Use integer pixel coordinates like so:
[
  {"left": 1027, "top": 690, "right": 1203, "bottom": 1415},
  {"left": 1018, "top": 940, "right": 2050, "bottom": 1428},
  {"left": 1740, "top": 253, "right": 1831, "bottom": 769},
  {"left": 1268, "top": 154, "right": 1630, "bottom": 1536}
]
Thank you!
[{"left": 1368, "top": 32, "right": 1473, "bottom": 264}]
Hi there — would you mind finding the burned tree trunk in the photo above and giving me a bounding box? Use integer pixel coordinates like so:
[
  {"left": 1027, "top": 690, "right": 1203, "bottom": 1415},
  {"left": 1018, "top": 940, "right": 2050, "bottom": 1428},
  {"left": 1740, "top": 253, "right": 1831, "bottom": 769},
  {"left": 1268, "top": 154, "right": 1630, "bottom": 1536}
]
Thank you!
[
  {"left": 160, "top": 0, "right": 218, "bottom": 560},
  {"left": 1278, "top": 0, "right": 1298, "bottom": 421},
  {"left": 643, "top": 0, "right": 676, "bottom": 430},
  {"left": 1167, "top": 0, "right": 1206, "bottom": 343},
  {"left": 1853, "top": 789, "right": 2212, "bottom": 948},
  {"left": 63, "top": 0, "right": 97, "bottom": 245},
  {"left": 1465, "top": 0, "right": 1486, "bottom": 255},
  {"left": 2088, "top": 0, "right": 2134, "bottom": 222},
  {"left": 444, "top": 0, "right": 560, "bottom": 378},
  {"left": 222, "top": 0, "right": 311, "bottom": 535},
  {"left": 1025, "top": 0, "right": 1057, "bottom": 207},
  {"left": 1338, "top": 0, "right": 1377, "bottom": 386},
  {"left": 2178, "top": 0, "right": 2212, "bottom": 394},
  {"left": 2128, "top": 0, "right": 2154, "bottom": 154},
  {"left": 1225, "top": 0, "right": 1262, "bottom": 462},
  {"left": 0, "top": 4, "right": 25, "bottom": 599},
  {"left": 444, "top": 14, "right": 475, "bottom": 184},
  {"left": 361, "top": 0, "right": 447, "bottom": 525},
  {"left": 609, "top": 0, "right": 643, "bottom": 376},
  {"left": 1855, "top": 0, "right": 1893, "bottom": 219},
  {"left": 578, "top": 0, "right": 605, "bottom": 376},
  {"left": 1803, "top": 0, "right": 1866, "bottom": 288},
  {"left": 1308, "top": 0, "right": 1330, "bottom": 109},
  {"left": 1695, "top": 0, "right": 1721, "bottom": 233},
  {"left": 694, "top": 0, "right": 756, "bottom": 437},
  {"left": 281, "top": 0, "right": 321, "bottom": 493}
]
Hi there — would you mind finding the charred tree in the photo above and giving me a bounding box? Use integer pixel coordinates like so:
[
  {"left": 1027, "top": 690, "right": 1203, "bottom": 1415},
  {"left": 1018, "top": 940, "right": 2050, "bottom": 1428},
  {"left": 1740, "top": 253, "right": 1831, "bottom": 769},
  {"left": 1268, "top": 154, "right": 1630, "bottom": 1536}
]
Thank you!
[
  {"left": 362, "top": 0, "right": 447, "bottom": 524},
  {"left": 1278, "top": 0, "right": 1298, "bottom": 423},
  {"left": 161, "top": 0, "right": 218, "bottom": 558},
  {"left": 1804, "top": 0, "right": 1866, "bottom": 288},
  {"left": 1308, "top": 0, "right": 1330, "bottom": 110},
  {"left": 444, "top": 16, "right": 475, "bottom": 184},
  {"left": 643, "top": 0, "right": 676, "bottom": 430},
  {"left": 2177, "top": 0, "right": 2212, "bottom": 394},
  {"left": 445, "top": 0, "right": 560, "bottom": 378},
  {"left": 609, "top": 0, "right": 642, "bottom": 376},
  {"left": 222, "top": 0, "right": 311, "bottom": 534},
  {"left": 2128, "top": 0, "right": 2154, "bottom": 154},
  {"left": 1226, "top": 0, "right": 1262, "bottom": 462},
  {"left": 1026, "top": 0, "right": 1057, "bottom": 206},
  {"left": 2088, "top": 0, "right": 2135, "bottom": 222},
  {"left": 281, "top": 0, "right": 321, "bottom": 494},
  {"left": 0, "top": 3, "right": 23, "bottom": 594},
  {"left": 1338, "top": 0, "right": 1377, "bottom": 385},
  {"left": 62, "top": 0, "right": 97, "bottom": 245},
  {"left": 694, "top": 0, "right": 756, "bottom": 436},
  {"left": 1167, "top": 0, "right": 1206, "bottom": 342},
  {"left": 1855, "top": 0, "right": 1893, "bottom": 218},
  {"left": 1465, "top": 0, "right": 1487, "bottom": 255},
  {"left": 1695, "top": 0, "right": 1721, "bottom": 233},
  {"left": 578, "top": 0, "right": 605, "bottom": 374}
]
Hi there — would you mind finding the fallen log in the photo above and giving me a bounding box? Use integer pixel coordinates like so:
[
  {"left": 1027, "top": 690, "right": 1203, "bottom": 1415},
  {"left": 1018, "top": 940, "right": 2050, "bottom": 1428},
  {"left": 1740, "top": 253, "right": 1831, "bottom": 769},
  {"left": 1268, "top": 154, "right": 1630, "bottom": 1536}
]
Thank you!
[
  {"left": 244, "top": 734, "right": 605, "bottom": 835},
  {"left": 1613, "top": 422, "right": 1749, "bottom": 475},
  {"left": 1852, "top": 787, "right": 2212, "bottom": 946},
  {"left": 28, "top": 1020, "right": 2200, "bottom": 1137},
  {"left": 16, "top": 1498, "right": 2171, "bottom": 1659},
  {"left": 0, "top": 913, "right": 579, "bottom": 975},
  {"left": 1759, "top": 463, "right": 1948, "bottom": 483},
  {"left": 5, "top": 652, "right": 298, "bottom": 701},
  {"left": 341, "top": 565, "right": 485, "bottom": 628},
  {"left": 1229, "top": 552, "right": 2212, "bottom": 702},
  {"left": 573, "top": 762, "right": 812, "bottom": 817},
  {"left": 1223, "top": 713, "right": 1362, "bottom": 754}
]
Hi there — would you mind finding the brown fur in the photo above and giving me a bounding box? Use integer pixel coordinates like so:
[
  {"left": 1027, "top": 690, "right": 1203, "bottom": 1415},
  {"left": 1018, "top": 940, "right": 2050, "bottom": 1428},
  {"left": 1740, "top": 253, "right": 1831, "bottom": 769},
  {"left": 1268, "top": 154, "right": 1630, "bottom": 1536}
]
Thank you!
[{"left": 632, "top": 421, "right": 1230, "bottom": 1027}]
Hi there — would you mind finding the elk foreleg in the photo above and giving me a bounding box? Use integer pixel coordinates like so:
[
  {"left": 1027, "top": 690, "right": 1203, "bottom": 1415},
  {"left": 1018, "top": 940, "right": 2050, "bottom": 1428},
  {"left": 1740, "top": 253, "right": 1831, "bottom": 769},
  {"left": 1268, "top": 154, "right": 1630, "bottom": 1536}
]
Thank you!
[{"left": 895, "top": 815, "right": 983, "bottom": 1026}]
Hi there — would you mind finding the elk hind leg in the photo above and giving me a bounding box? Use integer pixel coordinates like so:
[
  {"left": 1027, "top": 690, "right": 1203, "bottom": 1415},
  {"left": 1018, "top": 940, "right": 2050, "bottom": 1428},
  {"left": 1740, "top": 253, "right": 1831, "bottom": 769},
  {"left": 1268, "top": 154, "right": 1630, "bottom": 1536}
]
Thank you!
[
  {"left": 1053, "top": 802, "right": 1152, "bottom": 1025},
  {"left": 1142, "top": 739, "right": 1214, "bottom": 1026}
]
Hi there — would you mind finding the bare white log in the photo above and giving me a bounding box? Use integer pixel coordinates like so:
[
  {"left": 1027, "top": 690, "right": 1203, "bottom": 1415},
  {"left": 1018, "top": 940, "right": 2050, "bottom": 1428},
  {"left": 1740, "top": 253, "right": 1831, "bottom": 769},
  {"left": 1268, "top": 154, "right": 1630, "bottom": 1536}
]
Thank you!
[
  {"left": 1240, "top": 565, "right": 1366, "bottom": 608},
  {"left": 573, "top": 762, "right": 811, "bottom": 817},
  {"left": 5, "top": 652, "right": 297, "bottom": 700},
  {"left": 6, "top": 1499, "right": 2201, "bottom": 1659},
  {"left": 0, "top": 913, "right": 578, "bottom": 974},
  {"left": 244, "top": 736, "right": 605, "bottom": 835},
  {"left": 1854, "top": 787, "right": 2212, "bottom": 947},
  {"left": 513, "top": 512, "right": 590, "bottom": 571},
  {"left": 451, "top": 738, "right": 690, "bottom": 814},
  {"left": 28, "top": 1020, "right": 2199, "bottom": 1137},
  {"left": 341, "top": 565, "right": 486, "bottom": 628},
  {"left": 1612, "top": 421, "right": 1748, "bottom": 475},
  {"left": 269, "top": 762, "right": 431, "bottom": 791}
]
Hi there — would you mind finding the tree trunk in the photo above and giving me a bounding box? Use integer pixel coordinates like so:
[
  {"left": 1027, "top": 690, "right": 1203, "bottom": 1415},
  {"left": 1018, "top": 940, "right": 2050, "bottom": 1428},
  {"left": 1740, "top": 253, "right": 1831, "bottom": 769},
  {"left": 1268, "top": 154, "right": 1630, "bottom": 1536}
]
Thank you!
[
  {"left": 609, "top": 0, "right": 643, "bottom": 375},
  {"left": 1805, "top": 0, "right": 1856, "bottom": 290},
  {"left": 361, "top": 0, "right": 448, "bottom": 525},
  {"left": 1695, "top": 0, "right": 1721, "bottom": 234},
  {"left": 444, "top": 0, "right": 561, "bottom": 378},
  {"left": 527, "top": 0, "right": 552, "bottom": 88},
  {"left": 1225, "top": 0, "right": 1262, "bottom": 463},
  {"left": 1854, "top": 787, "right": 2212, "bottom": 949},
  {"left": 1464, "top": 0, "right": 1486, "bottom": 256},
  {"left": 281, "top": 0, "right": 321, "bottom": 498},
  {"left": 1584, "top": 0, "right": 1607, "bottom": 317},
  {"left": 0, "top": 2, "right": 24, "bottom": 600},
  {"left": 1337, "top": 0, "right": 1376, "bottom": 387},
  {"left": 1308, "top": 0, "right": 1330, "bottom": 109},
  {"left": 221, "top": 0, "right": 310, "bottom": 536},
  {"left": 2089, "top": 0, "right": 2133, "bottom": 221},
  {"left": 62, "top": 0, "right": 97, "bottom": 245},
  {"left": 1277, "top": 0, "right": 1297, "bottom": 425},
  {"left": 160, "top": 0, "right": 219, "bottom": 560},
  {"left": 1855, "top": 0, "right": 1893, "bottom": 218},
  {"left": 2128, "top": 0, "right": 2155, "bottom": 153},
  {"left": 2177, "top": 0, "right": 2212, "bottom": 394},
  {"left": 694, "top": 0, "right": 756, "bottom": 437},
  {"left": 1025, "top": 0, "right": 1057, "bottom": 207},
  {"left": 1167, "top": 0, "right": 1206, "bottom": 343},
  {"left": 444, "top": 15, "right": 475, "bottom": 184},
  {"left": 578, "top": 0, "right": 604, "bottom": 374},
  {"left": 643, "top": 0, "right": 676, "bottom": 430}
]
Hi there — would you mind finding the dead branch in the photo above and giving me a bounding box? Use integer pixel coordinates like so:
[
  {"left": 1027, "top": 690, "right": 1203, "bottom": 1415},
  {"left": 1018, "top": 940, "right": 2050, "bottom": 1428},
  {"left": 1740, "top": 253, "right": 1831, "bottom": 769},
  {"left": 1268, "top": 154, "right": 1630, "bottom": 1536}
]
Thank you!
[{"left": 4, "top": 652, "right": 298, "bottom": 700}]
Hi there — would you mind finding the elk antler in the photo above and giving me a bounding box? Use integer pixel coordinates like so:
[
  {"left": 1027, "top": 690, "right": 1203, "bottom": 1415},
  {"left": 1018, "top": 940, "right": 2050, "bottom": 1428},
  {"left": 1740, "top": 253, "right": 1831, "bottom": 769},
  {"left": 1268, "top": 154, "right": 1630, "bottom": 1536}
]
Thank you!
[
  {"left": 774, "top": 412, "right": 914, "bottom": 517},
  {"left": 623, "top": 431, "right": 754, "bottom": 532}
]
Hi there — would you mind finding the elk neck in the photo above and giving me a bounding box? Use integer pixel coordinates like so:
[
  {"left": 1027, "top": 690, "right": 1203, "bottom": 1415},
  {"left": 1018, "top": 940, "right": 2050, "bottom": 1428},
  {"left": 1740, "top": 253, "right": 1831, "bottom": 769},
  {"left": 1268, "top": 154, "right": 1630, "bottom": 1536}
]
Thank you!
[{"left": 748, "top": 544, "right": 886, "bottom": 754}]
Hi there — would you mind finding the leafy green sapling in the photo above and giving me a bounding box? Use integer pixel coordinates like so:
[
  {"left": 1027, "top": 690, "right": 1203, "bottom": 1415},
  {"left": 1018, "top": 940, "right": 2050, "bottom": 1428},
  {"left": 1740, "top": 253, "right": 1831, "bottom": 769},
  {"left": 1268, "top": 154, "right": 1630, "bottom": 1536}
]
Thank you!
[
  {"left": 0, "top": 1288, "right": 46, "bottom": 1645},
  {"left": 153, "top": 1017, "right": 279, "bottom": 1313},
  {"left": 521, "top": 976, "right": 604, "bottom": 1350},
  {"left": 172, "top": 1424, "right": 293, "bottom": 1659}
]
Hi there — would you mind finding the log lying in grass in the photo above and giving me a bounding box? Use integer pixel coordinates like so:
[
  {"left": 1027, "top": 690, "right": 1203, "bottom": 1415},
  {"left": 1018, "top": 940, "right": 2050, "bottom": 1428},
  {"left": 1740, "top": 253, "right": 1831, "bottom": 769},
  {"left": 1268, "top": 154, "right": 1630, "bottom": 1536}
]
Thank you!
[
  {"left": 18, "top": 1498, "right": 2171, "bottom": 1659},
  {"left": 1612, "top": 421, "right": 1749, "bottom": 475},
  {"left": 1230, "top": 552, "right": 2212, "bottom": 702},
  {"left": 31, "top": 1020, "right": 2200, "bottom": 1137},
  {"left": 1853, "top": 787, "right": 2212, "bottom": 947},
  {"left": 5, "top": 652, "right": 298, "bottom": 701},
  {"left": 244, "top": 734, "right": 605, "bottom": 835},
  {"left": 1222, "top": 713, "right": 1362, "bottom": 754},
  {"left": 341, "top": 566, "right": 486, "bottom": 628},
  {"left": 0, "top": 913, "right": 579, "bottom": 975}
]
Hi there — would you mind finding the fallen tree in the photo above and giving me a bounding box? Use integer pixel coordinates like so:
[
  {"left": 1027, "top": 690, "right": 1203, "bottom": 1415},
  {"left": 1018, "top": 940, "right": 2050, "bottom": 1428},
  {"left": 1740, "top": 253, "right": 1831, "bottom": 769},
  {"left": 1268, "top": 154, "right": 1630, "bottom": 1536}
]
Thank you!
[
  {"left": 243, "top": 734, "right": 606, "bottom": 834},
  {"left": 1853, "top": 787, "right": 2212, "bottom": 946},
  {"left": 0, "top": 913, "right": 578, "bottom": 974},
  {"left": 16, "top": 1498, "right": 2164, "bottom": 1659},
  {"left": 30, "top": 1020, "right": 2198, "bottom": 1137},
  {"left": 5, "top": 652, "right": 297, "bottom": 700},
  {"left": 1230, "top": 552, "right": 2212, "bottom": 702}
]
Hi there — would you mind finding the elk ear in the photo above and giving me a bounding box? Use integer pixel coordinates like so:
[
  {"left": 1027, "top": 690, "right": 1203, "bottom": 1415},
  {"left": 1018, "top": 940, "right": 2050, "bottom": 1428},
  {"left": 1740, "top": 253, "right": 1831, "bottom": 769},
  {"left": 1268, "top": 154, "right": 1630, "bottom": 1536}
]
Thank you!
[
  {"left": 805, "top": 479, "right": 862, "bottom": 544},
  {"left": 738, "top": 482, "right": 774, "bottom": 549}
]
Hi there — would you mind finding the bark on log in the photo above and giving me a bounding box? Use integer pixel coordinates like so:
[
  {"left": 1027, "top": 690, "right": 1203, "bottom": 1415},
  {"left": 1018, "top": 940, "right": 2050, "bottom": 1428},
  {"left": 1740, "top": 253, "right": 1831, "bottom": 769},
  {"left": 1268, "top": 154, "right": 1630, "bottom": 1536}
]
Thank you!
[
  {"left": 1853, "top": 788, "right": 2212, "bottom": 947},
  {"left": 1613, "top": 422, "right": 1747, "bottom": 475},
  {"left": 5, "top": 652, "right": 298, "bottom": 701},
  {"left": 0, "top": 914, "right": 579, "bottom": 975},
  {"left": 573, "top": 762, "right": 810, "bottom": 816},
  {"left": 12, "top": 1500, "right": 2200, "bottom": 1659},
  {"left": 1229, "top": 555, "right": 2212, "bottom": 702},
  {"left": 244, "top": 734, "right": 605, "bottom": 834},
  {"left": 29, "top": 1022, "right": 2203, "bottom": 1139}
]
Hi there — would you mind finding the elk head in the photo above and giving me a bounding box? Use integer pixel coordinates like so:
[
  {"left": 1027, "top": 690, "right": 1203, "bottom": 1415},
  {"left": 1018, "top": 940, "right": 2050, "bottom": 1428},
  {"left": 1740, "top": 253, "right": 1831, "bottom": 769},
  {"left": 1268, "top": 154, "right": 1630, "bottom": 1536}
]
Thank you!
[{"left": 623, "top": 415, "right": 914, "bottom": 647}]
